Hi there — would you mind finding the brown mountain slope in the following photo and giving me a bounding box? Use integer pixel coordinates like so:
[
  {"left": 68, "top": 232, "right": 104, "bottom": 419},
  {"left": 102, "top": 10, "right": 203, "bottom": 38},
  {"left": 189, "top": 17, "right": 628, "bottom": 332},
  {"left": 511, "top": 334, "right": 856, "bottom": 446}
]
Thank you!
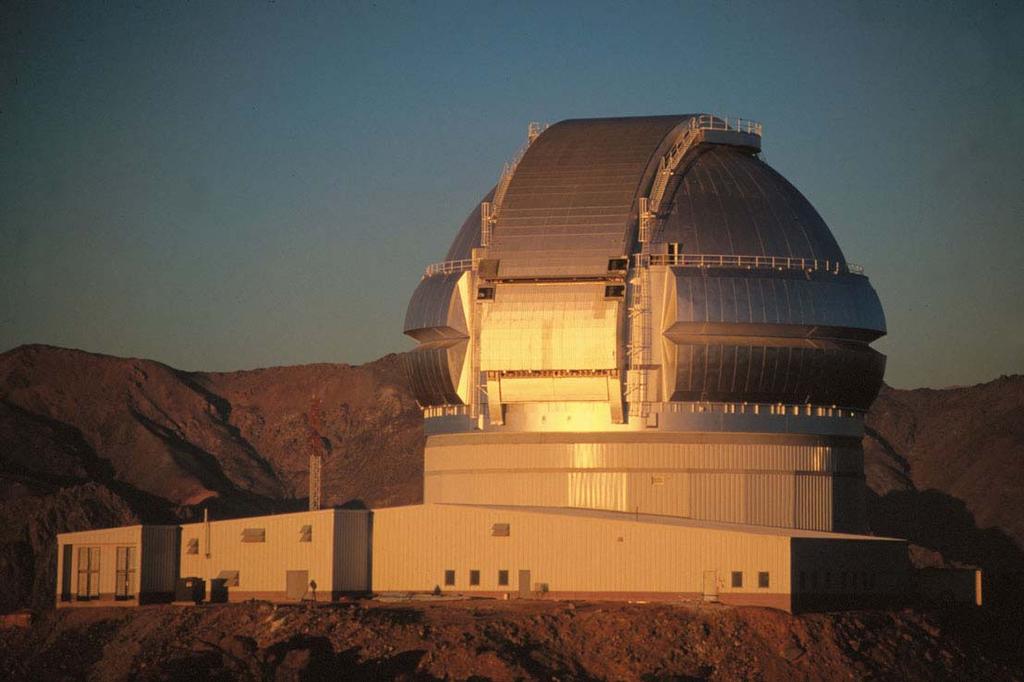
[
  {"left": 1, "top": 344, "right": 1022, "bottom": 612},
  {"left": 0, "top": 344, "right": 424, "bottom": 610},
  {"left": 863, "top": 378, "right": 1024, "bottom": 574}
]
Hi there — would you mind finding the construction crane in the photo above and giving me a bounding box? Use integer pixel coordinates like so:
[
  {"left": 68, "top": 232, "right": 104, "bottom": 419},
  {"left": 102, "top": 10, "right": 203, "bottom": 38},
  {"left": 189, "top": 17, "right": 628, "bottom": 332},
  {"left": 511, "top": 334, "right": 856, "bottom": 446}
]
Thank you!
[{"left": 306, "top": 395, "right": 325, "bottom": 511}]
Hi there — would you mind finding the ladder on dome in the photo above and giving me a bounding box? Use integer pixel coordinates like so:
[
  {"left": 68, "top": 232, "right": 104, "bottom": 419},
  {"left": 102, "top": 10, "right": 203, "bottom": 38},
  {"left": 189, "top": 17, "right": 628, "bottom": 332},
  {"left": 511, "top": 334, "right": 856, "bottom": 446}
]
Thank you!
[
  {"left": 626, "top": 115, "right": 763, "bottom": 419},
  {"left": 626, "top": 117, "right": 714, "bottom": 419},
  {"left": 480, "top": 122, "right": 548, "bottom": 247}
]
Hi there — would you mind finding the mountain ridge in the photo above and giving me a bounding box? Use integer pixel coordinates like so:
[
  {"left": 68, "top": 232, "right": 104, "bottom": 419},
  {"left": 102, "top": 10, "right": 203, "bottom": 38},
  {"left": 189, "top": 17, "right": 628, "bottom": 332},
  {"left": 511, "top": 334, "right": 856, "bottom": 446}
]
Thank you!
[{"left": 1, "top": 343, "right": 1022, "bottom": 612}]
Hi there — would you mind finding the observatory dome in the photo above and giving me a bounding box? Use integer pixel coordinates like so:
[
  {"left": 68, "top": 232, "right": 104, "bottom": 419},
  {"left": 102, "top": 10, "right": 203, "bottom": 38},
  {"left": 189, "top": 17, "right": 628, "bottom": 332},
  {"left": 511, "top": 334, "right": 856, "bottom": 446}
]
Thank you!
[{"left": 404, "top": 115, "right": 886, "bottom": 534}]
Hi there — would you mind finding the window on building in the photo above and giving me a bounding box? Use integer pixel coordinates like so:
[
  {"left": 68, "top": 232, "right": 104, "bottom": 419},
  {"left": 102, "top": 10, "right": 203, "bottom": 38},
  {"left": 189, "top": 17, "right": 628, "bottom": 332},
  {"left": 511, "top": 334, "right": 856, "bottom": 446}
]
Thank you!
[
  {"left": 241, "top": 528, "right": 266, "bottom": 543},
  {"left": 604, "top": 284, "right": 625, "bottom": 299},
  {"left": 444, "top": 570, "right": 455, "bottom": 586},
  {"left": 607, "top": 257, "right": 628, "bottom": 272},
  {"left": 76, "top": 546, "right": 100, "bottom": 600},
  {"left": 731, "top": 571, "right": 743, "bottom": 588},
  {"left": 477, "top": 287, "right": 495, "bottom": 300},
  {"left": 217, "top": 570, "right": 240, "bottom": 587},
  {"left": 799, "top": 571, "right": 806, "bottom": 590},
  {"left": 470, "top": 570, "right": 480, "bottom": 586},
  {"left": 491, "top": 523, "right": 510, "bottom": 537},
  {"left": 498, "top": 570, "right": 509, "bottom": 586},
  {"left": 299, "top": 525, "right": 312, "bottom": 542},
  {"left": 758, "top": 572, "right": 770, "bottom": 589},
  {"left": 115, "top": 546, "right": 136, "bottom": 600},
  {"left": 186, "top": 538, "right": 199, "bottom": 555}
]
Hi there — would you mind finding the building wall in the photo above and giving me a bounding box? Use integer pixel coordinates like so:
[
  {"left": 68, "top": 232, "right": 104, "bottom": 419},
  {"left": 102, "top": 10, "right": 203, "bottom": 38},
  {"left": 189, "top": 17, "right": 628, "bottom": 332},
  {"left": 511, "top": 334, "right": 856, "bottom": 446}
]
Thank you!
[
  {"left": 57, "top": 526, "right": 144, "bottom": 605},
  {"left": 425, "top": 436, "right": 865, "bottom": 532},
  {"left": 790, "top": 537, "right": 910, "bottom": 612},
  {"left": 178, "top": 509, "right": 370, "bottom": 601},
  {"left": 179, "top": 509, "right": 335, "bottom": 600},
  {"left": 371, "top": 504, "right": 793, "bottom": 609}
]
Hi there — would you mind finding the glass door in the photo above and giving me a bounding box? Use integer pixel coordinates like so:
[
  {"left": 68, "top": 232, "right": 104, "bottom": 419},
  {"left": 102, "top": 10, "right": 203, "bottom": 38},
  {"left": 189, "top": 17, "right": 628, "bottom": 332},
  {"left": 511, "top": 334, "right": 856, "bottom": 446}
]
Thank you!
[{"left": 115, "top": 546, "right": 136, "bottom": 600}]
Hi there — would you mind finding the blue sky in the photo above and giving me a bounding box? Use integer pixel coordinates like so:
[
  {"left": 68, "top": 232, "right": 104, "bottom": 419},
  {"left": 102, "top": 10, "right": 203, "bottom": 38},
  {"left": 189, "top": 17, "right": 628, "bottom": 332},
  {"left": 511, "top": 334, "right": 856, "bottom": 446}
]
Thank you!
[{"left": 2, "top": 1, "right": 1021, "bottom": 388}]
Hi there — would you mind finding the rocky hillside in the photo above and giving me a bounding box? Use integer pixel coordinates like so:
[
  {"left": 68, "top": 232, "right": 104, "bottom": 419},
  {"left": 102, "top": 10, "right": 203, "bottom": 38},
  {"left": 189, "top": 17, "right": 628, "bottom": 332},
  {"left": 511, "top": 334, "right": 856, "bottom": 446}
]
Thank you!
[
  {"left": 1, "top": 344, "right": 1022, "bottom": 613},
  {"left": 863, "top": 378, "right": 1024, "bottom": 578},
  {"left": 2, "top": 600, "right": 1023, "bottom": 681},
  {"left": 0, "top": 344, "right": 423, "bottom": 611}
]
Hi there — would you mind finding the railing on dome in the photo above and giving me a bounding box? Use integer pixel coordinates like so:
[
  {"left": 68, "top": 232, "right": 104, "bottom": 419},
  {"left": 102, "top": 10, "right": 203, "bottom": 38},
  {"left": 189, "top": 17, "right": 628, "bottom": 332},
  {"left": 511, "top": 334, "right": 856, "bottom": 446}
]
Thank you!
[
  {"left": 691, "top": 114, "right": 763, "bottom": 136},
  {"left": 639, "top": 253, "right": 865, "bottom": 275},
  {"left": 424, "top": 259, "right": 474, "bottom": 277},
  {"left": 663, "top": 401, "right": 863, "bottom": 418}
]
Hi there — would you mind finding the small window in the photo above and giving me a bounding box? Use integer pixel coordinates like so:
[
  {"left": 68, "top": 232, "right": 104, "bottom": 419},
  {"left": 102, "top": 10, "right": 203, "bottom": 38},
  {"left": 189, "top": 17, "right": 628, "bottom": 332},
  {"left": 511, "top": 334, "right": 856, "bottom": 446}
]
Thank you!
[
  {"left": 470, "top": 570, "right": 480, "bottom": 586},
  {"left": 731, "top": 571, "right": 743, "bottom": 588},
  {"left": 444, "top": 570, "right": 455, "bottom": 586},
  {"left": 604, "top": 284, "right": 625, "bottom": 299},
  {"left": 217, "top": 570, "right": 240, "bottom": 587},
  {"left": 186, "top": 538, "right": 199, "bottom": 555},
  {"left": 241, "top": 528, "right": 266, "bottom": 543},
  {"left": 650, "top": 475, "right": 665, "bottom": 486},
  {"left": 607, "top": 257, "right": 628, "bottom": 272},
  {"left": 299, "top": 525, "right": 312, "bottom": 542},
  {"left": 491, "top": 523, "right": 510, "bottom": 537},
  {"left": 758, "top": 572, "right": 770, "bottom": 589},
  {"left": 498, "top": 570, "right": 509, "bottom": 586},
  {"left": 477, "top": 287, "right": 495, "bottom": 300}
]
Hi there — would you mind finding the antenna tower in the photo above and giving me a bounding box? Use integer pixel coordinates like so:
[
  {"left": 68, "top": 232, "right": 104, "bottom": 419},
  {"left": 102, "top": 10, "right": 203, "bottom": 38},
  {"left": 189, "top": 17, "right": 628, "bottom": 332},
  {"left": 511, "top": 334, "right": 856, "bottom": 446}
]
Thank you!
[{"left": 306, "top": 395, "right": 324, "bottom": 511}]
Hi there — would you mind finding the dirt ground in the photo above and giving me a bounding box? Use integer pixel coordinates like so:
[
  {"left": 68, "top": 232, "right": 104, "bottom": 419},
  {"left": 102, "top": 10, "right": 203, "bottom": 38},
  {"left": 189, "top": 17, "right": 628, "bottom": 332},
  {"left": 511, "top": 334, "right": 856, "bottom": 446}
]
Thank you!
[{"left": 0, "top": 598, "right": 1020, "bottom": 681}]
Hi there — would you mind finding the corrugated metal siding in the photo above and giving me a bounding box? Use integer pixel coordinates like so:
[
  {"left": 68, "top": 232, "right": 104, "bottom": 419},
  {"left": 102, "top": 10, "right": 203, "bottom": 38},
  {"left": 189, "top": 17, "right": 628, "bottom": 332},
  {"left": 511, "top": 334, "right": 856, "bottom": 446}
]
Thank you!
[
  {"left": 371, "top": 505, "right": 791, "bottom": 596},
  {"left": 425, "top": 440, "right": 863, "bottom": 473},
  {"left": 795, "top": 475, "right": 832, "bottom": 531},
  {"left": 690, "top": 473, "right": 745, "bottom": 523},
  {"left": 332, "top": 511, "right": 371, "bottom": 591},
  {"left": 425, "top": 439, "right": 864, "bottom": 532},
  {"left": 179, "top": 510, "right": 337, "bottom": 595},
  {"left": 745, "top": 473, "right": 795, "bottom": 528},
  {"left": 140, "top": 526, "right": 179, "bottom": 592}
]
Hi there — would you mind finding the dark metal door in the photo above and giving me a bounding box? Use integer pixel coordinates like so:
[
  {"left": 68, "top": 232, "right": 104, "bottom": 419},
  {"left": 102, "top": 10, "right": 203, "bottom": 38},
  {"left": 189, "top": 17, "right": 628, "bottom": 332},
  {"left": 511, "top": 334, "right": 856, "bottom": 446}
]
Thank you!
[
  {"left": 518, "top": 570, "right": 531, "bottom": 598},
  {"left": 60, "top": 545, "right": 73, "bottom": 601}
]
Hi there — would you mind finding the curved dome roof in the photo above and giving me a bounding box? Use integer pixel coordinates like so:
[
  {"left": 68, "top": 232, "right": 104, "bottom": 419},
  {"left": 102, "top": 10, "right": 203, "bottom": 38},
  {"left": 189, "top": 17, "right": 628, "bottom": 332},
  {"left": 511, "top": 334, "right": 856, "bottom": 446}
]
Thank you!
[
  {"left": 441, "top": 116, "right": 846, "bottom": 268},
  {"left": 658, "top": 146, "right": 844, "bottom": 262},
  {"left": 407, "top": 115, "right": 885, "bottom": 412}
]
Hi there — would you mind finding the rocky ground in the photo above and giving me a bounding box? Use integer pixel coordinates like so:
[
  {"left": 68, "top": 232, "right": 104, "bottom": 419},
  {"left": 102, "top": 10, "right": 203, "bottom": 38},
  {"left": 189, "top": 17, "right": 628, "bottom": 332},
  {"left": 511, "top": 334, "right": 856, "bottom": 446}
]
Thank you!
[{"left": 1, "top": 599, "right": 1021, "bottom": 681}]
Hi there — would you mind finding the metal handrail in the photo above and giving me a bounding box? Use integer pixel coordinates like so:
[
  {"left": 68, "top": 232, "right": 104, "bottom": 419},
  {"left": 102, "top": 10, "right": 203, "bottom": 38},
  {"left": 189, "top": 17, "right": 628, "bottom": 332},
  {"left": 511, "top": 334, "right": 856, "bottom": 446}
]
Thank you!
[
  {"left": 422, "top": 254, "right": 864, "bottom": 277},
  {"left": 690, "top": 114, "right": 763, "bottom": 136},
  {"left": 424, "top": 259, "right": 474, "bottom": 277},
  {"left": 641, "top": 253, "right": 864, "bottom": 275}
]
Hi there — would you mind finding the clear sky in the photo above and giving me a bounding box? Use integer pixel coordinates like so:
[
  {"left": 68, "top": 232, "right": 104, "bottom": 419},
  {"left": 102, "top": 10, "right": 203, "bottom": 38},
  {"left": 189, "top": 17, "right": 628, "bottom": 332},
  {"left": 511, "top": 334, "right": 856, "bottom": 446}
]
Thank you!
[{"left": 2, "top": 1, "right": 1022, "bottom": 389}]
